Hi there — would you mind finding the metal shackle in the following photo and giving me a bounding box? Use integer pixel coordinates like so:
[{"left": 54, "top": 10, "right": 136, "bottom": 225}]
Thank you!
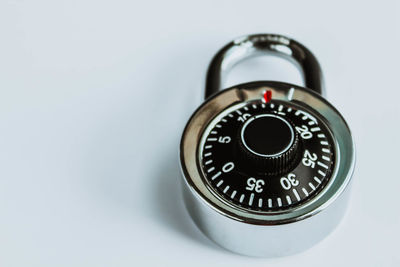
[{"left": 205, "top": 34, "right": 325, "bottom": 99}]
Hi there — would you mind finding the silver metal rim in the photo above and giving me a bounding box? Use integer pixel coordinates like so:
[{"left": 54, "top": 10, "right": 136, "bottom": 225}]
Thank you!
[{"left": 180, "top": 81, "right": 355, "bottom": 225}]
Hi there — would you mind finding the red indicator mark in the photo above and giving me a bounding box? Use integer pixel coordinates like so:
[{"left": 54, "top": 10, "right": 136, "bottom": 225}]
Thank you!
[{"left": 263, "top": 90, "right": 272, "bottom": 103}]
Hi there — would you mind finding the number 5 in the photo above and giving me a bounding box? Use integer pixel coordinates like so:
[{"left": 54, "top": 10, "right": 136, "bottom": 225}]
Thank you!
[{"left": 218, "top": 136, "right": 231, "bottom": 143}]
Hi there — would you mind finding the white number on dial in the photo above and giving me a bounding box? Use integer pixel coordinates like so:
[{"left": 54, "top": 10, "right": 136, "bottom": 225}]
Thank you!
[
  {"left": 246, "top": 177, "right": 265, "bottom": 193},
  {"left": 222, "top": 162, "right": 234, "bottom": 173},
  {"left": 280, "top": 173, "right": 299, "bottom": 190},
  {"left": 295, "top": 125, "right": 313, "bottom": 139},
  {"left": 302, "top": 149, "right": 317, "bottom": 168},
  {"left": 237, "top": 113, "right": 251, "bottom": 122},
  {"left": 218, "top": 136, "right": 231, "bottom": 143}
]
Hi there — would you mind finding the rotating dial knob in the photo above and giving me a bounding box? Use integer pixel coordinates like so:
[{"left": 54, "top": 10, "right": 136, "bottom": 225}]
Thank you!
[{"left": 238, "top": 114, "right": 300, "bottom": 175}]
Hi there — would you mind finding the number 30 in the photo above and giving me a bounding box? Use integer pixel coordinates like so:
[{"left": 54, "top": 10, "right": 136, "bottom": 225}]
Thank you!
[{"left": 280, "top": 173, "right": 299, "bottom": 190}]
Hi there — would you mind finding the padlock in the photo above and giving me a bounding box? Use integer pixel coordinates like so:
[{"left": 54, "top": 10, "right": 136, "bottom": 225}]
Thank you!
[{"left": 179, "top": 33, "right": 355, "bottom": 257}]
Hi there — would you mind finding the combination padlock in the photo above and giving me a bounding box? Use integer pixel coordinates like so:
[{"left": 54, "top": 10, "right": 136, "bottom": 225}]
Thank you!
[{"left": 179, "top": 34, "right": 355, "bottom": 257}]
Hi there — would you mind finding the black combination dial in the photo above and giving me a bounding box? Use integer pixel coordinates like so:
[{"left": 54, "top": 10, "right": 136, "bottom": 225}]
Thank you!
[{"left": 199, "top": 99, "right": 335, "bottom": 211}]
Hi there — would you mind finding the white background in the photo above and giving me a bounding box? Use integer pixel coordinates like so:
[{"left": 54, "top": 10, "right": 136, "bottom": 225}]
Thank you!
[{"left": 1, "top": 1, "right": 399, "bottom": 266}]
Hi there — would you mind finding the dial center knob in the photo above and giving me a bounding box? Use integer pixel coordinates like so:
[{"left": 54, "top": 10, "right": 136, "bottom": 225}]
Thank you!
[
  {"left": 238, "top": 113, "right": 300, "bottom": 175},
  {"left": 241, "top": 114, "right": 295, "bottom": 157}
]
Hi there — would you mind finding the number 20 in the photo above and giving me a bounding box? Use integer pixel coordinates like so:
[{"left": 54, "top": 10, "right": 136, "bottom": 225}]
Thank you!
[{"left": 295, "top": 125, "right": 313, "bottom": 139}]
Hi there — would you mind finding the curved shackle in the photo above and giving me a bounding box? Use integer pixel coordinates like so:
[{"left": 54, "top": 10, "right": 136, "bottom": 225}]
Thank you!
[{"left": 205, "top": 34, "right": 325, "bottom": 99}]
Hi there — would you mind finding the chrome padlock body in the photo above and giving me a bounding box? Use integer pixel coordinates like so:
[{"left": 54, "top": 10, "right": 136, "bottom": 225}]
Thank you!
[{"left": 180, "top": 34, "right": 355, "bottom": 257}]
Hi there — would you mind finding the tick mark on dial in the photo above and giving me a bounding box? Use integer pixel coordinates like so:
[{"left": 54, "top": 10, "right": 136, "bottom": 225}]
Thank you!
[
  {"left": 302, "top": 188, "right": 309, "bottom": 196},
  {"left": 249, "top": 193, "right": 255, "bottom": 206},
  {"left": 317, "top": 161, "right": 328, "bottom": 169},
  {"left": 223, "top": 185, "right": 230, "bottom": 193},
  {"left": 322, "top": 155, "right": 330, "bottom": 161},
  {"left": 322, "top": 148, "right": 330, "bottom": 153},
  {"left": 211, "top": 171, "right": 221, "bottom": 180},
  {"left": 277, "top": 197, "right": 282, "bottom": 207},
  {"left": 268, "top": 198, "right": 272, "bottom": 208},
  {"left": 293, "top": 188, "right": 301, "bottom": 201},
  {"left": 207, "top": 167, "right": 215, "bottom": 173},
  {"left": 309, "top": 182, "right": 316, "bottom": 190},
  {"left": 286, "top": 195, "right": 292, "bottom": 205}
]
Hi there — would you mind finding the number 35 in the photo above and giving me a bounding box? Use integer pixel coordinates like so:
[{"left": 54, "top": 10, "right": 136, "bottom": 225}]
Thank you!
[{"left": 246, "top": 178, "right": 265, "bottom": 193}]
